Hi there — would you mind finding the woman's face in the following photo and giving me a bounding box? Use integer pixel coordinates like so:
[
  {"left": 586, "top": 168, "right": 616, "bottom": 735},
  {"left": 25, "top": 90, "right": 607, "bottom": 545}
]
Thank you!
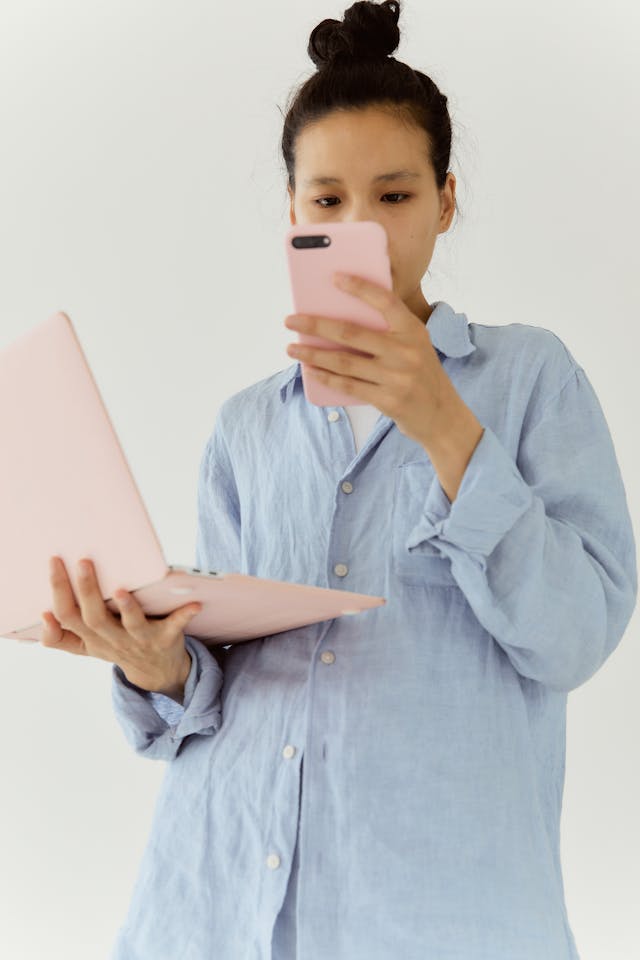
[{"left": 288, "top": 104, "right": 456, "bottom": 323}]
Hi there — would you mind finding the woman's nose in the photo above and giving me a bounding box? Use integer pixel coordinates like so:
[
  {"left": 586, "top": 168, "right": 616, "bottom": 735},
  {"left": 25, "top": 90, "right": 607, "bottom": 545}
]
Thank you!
[{"left": 340, "top": 209, "right": 378, "bottom": 224}]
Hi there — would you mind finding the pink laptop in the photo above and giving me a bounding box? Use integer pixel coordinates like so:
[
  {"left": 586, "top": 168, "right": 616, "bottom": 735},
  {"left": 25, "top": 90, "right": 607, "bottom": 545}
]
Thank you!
[{"left": 0, "top": 312, "right": 385, "bottom": 647}]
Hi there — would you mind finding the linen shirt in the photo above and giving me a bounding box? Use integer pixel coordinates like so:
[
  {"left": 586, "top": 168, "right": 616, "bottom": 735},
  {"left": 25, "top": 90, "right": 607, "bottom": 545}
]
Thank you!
[{"left": 109, "top": 300, "right": 637, "bottom": 960}]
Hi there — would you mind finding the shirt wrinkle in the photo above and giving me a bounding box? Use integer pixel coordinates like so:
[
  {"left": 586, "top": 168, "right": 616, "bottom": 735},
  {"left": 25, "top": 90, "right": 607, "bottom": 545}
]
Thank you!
[{"left": 526, "top": 363, "right": 582, "bottom": 433}]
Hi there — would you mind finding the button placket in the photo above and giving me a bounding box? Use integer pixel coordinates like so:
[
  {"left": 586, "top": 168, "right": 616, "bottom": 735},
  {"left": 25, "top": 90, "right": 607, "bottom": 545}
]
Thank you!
[{"left": 265, "top": 745, "right": 300, "bottom": 874}]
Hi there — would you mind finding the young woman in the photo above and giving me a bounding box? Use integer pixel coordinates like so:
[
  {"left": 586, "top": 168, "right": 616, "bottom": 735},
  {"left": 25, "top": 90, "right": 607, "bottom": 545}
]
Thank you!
[{"left": 42, "top": 2, "right": 636, "bottom": 958}]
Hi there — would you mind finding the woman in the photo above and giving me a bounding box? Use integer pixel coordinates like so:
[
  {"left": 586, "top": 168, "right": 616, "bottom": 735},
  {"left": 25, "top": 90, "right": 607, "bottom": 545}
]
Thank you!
[{"left": 42, "top": 3, "right": 637, "bottom": 958}]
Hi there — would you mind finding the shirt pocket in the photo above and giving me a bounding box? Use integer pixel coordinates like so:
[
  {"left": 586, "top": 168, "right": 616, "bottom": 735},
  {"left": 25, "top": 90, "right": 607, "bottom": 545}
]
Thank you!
[{"left": 392, "top": 459, "right": 457, "bottom": 587}]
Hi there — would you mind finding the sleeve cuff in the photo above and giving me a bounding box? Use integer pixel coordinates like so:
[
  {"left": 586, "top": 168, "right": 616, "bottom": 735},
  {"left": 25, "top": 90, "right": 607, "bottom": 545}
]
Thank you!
[
  {"left": 405, "top": 425, "right": 533, "bottom": 569},
  {"left": 111, "top": 635, "right": 224, "bottom": 756}
]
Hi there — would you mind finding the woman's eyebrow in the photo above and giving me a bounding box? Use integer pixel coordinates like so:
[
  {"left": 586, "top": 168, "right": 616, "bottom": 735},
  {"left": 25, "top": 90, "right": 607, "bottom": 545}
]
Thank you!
[{"left": 303, "top": 169, "right": 422, "bottom": 186}]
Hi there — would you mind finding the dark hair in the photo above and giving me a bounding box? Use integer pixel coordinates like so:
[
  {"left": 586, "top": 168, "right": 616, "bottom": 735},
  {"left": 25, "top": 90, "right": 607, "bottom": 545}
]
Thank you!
[{"left": 280, "top": 0, "right": 462, "bottom": 223}]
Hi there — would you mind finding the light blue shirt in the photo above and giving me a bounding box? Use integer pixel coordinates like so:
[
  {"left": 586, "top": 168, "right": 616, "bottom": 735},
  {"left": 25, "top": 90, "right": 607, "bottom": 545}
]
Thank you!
[{"left": 109, "top": 300, "right": 637, "bottom": 960}]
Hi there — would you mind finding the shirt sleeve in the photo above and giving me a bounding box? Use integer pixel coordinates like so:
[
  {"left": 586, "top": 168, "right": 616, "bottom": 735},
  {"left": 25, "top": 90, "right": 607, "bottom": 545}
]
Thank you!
[
  {"left": 110, "top": 408, "right": 240, "bottom": 759},
  {"left": 111, "top": 635, "right": 224, "bottom": 761},
  {"left": 405, "top": 362, "right": 637, "bottom": 692},
  {"left": 193, "top": 400, "right": 242, "bottom": 579}
]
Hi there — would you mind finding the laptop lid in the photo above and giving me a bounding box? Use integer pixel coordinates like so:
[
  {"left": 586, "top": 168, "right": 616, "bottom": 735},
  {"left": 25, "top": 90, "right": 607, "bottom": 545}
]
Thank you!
[
  {"left": 0, "top": 312, "right": 170, "bottom": 637},
  {"left": 0, "top": 312, "right": 385, "bottom": 645}
]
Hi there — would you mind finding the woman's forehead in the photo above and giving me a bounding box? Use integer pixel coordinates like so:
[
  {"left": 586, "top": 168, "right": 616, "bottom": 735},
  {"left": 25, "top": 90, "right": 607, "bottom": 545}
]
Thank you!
[{"left": 294, "top": 113, "right": 429, "bottom": 172}]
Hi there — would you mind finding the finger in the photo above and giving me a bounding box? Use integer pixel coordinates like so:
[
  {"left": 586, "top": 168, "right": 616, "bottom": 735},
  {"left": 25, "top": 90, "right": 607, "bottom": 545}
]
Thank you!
[
  {"left": 288, "top": 344, "right": 384, "bottom": 387},
  {"left": 111, "top": 589, "right": 201, "bottom": 646},
  {"left": 161, "top": 600, "right": 203, "bottom": 637},
  {"left": 112, "top": 589, "right": 149, "bottom": 634},
  {"left": 73, "top": 558, "right": 121, "bottom": 639},
  {"left": 41, "top": 609, "right": 60, "bottom": 644},
  {"left": 334, "top": 271, "right": 397, "bottom": 314},
  {"left": 113, "top": 590, "right": 201, "bottom": 634},
  {"left": 49, "top": 555, "right": 88, "bottom": 635},
  {"left": 285, "top": 311, "right": 389, "bottom": 358},
  {"left": 40, "top": 610, "right": 87, "bottom": 656},
  {"left": 302, "top": 362, "right": 380, "bottom": 405}
]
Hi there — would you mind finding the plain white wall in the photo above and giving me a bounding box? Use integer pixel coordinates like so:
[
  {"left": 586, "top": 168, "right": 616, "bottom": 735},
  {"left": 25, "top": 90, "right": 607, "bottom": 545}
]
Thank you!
[{"left": 0, "top": 1, "right": 638, "bottom": 957}]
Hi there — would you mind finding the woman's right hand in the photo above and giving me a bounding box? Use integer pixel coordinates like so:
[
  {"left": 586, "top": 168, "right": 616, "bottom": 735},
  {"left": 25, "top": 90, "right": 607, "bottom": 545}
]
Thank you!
[{"left": 41, "top": 555, "right": 202, "bottom": 693}]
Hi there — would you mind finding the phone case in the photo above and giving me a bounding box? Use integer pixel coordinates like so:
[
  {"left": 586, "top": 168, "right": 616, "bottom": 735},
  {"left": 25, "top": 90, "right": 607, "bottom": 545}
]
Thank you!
[{"left": 285, "top": 220, "right": 392, "bottom": 407}]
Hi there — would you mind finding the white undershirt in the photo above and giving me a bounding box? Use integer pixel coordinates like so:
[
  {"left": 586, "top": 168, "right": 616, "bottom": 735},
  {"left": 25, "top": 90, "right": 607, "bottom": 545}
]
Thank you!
[{"left": 343, "top": 403, "right": 383, "bottom": 454}]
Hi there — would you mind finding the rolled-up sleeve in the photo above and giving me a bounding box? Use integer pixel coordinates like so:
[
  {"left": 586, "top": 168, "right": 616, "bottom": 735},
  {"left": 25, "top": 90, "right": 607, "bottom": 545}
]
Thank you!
[
  {"left": 406, "top": 363, "right": 637, "bottom": 692},
  {"left": 111, "top": 636, "right": 224, "bottom": 760}
]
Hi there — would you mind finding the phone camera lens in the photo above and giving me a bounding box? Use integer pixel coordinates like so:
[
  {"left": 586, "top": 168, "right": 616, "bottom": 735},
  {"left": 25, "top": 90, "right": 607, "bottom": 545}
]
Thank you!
[{"left": 292, "top": 235, "right": 331, "bottom": 249}]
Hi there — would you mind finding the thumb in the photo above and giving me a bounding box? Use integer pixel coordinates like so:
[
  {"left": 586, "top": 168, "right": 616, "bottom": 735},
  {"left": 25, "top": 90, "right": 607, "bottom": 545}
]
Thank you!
[{"left": 167, "top": 601, "right": 202, "bottom": 630}]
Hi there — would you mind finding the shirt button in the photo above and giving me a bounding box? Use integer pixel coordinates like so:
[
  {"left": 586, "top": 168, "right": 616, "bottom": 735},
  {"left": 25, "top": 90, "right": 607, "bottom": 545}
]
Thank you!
[
  {"left": 282, "top": 745, "right": 296, "bottom": 759},
  {"left": 327, "top": 410, "right": 340, "bottom": 422},
  {"left": 320, "top": 650, "right": 336, "bottom": 664},
  {"left": 341, "top": 481, "right": 353, "bottom": 494},
  {"left": 266, "top": 853, "right": 281, "bottom": 869},
  {"left": 334, "top": 563, "right": 348, "bottom": 577}
]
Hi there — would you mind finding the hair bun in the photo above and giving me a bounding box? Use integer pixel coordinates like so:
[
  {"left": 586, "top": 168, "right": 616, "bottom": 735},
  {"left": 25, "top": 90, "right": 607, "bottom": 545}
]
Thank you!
[{"left": 308, "top": 1, "right": 401, "bottom": 69}]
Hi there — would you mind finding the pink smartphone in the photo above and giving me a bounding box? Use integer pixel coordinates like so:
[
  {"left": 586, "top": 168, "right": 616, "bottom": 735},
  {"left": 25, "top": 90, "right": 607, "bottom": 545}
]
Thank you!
[{"left": 284, "top": 220, "right": 392, "bottom": 407}]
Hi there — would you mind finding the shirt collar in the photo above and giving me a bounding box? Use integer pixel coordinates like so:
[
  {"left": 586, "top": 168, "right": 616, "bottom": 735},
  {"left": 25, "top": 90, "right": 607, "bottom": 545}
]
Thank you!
[{"left": 278, "top": 300, "right": 476, "bottom": 404}]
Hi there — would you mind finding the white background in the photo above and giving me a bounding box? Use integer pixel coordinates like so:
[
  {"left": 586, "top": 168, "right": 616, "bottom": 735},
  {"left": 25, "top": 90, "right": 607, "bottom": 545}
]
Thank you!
[{"left": 0, "top": 1, "right": 638, "bottom": 957}]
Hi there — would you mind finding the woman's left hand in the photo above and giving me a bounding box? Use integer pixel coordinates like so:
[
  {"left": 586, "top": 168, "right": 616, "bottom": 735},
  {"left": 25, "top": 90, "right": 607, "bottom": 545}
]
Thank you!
[{"left": 284, "top": 272, "right": 463, "bottom": 447}]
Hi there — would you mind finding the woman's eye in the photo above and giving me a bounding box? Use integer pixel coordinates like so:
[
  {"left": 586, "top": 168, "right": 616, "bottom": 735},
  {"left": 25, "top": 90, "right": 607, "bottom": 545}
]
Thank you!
[{"left": 314, "top": 193, "right": 410, "bottom": 208}]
